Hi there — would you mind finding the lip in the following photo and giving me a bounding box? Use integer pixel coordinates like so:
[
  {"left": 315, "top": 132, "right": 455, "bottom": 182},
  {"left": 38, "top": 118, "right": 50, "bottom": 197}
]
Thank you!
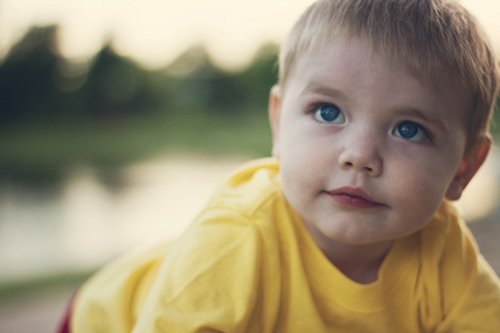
[{"left": 325, "top": 186, "right": 385, "bottom": 209}]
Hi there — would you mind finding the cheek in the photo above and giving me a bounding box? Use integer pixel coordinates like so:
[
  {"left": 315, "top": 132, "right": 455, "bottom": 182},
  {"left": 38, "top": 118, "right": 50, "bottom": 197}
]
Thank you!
[
  {"left": 279, "top": 135, "right": 332, "bottom": 203},
  {"left": 391, "top": 141, "right": 463, "bottom": 195},
  {"left": 280, "top": 148, "right": 318, "bottom": 191},
  {"left": 281, "top": 133, "right": 333, "bottom": 175},
  {"left": 399, "top": 174, "right": 443, "bottom": 208},
  {"left": 390, "top": 157, "right": 457, "bottom": 220}
]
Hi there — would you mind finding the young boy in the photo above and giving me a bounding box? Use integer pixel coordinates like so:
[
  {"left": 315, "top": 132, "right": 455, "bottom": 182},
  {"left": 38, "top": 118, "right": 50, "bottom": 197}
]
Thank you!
[{"left": 68, "top": 0, "right": 500, "bottom": 331}]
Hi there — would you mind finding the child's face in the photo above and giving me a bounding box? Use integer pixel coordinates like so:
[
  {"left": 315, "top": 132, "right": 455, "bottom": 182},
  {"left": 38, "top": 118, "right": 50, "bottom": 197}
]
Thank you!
[{"left": 269, "top": 37, "right": 488, "bottom": 247}]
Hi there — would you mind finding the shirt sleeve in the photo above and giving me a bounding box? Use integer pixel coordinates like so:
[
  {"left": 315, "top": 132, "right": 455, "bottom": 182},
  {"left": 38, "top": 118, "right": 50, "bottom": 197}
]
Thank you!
[
  {"left": 132, "top": 207, "right": 267, "bottom": 333},
  {"left": 71, "top": 241, "right": 171, "bottom": 333}
]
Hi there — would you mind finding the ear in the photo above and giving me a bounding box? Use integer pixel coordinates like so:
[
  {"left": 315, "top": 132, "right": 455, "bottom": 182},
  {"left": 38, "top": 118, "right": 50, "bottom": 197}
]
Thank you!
[
  {"left": 268, "top": 85, "right": 282, "bottom": 158},
  {"left": 445, "top": 136, "right": 491, "bottom": 201}
]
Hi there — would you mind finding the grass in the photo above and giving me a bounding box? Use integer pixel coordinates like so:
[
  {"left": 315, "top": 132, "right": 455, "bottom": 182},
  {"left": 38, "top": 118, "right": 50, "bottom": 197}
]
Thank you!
[
  {"left": 0, "top": 109, "right": 272, "bottom": 182},
  {"left": 0, "top": 270, "right": 94, "bottom": 305}
]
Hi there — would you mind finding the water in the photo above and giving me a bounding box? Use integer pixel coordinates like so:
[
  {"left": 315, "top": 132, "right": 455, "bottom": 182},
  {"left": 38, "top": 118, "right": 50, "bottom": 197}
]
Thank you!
[
  {"left": 0, "top": 155, "right": 247, "bottom": 282},
  {"left": 0, "top": 151, "right": 498, "bottom": 283}
]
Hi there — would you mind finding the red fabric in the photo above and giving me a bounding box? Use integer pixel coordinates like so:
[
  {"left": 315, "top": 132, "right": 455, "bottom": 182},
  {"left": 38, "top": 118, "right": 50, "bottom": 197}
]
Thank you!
[{"left": 56, "top": 293, "right": 76, "bottom": 333}]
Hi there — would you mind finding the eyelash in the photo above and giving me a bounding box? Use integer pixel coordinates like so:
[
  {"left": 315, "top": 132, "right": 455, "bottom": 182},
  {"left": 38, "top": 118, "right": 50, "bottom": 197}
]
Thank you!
[
  {"left": 307, "top": 103, "right": 344, "bottom": 123},
  {"left": 305, "top": 102, "right": 435, "bottom": 143},
  {"left": 392, "top": 121, "right": 434, "bottom": 143}
]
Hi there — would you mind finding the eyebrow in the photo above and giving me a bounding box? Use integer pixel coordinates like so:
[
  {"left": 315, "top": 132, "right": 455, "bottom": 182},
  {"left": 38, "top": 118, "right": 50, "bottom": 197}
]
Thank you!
[
  {"left": 392, "top": 107, "right": 447, "bottom": 132},
  {"left": 300, "top": 81, "right": 346, "bottom": 99}
]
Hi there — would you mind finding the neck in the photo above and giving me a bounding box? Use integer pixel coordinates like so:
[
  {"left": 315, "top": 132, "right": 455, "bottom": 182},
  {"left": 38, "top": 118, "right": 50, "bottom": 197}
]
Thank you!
[
  {"left": 305, "top": 223, "right": 393, "bottom": 284},
  {"left": 325, "top": 242, "right": 392, "bottom": 284}
]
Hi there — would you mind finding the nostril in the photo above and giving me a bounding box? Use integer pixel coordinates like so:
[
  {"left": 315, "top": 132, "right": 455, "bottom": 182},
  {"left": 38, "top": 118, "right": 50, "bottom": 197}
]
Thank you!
[{"left": 342, "top": 160, "right": 378, "bottom": 174}]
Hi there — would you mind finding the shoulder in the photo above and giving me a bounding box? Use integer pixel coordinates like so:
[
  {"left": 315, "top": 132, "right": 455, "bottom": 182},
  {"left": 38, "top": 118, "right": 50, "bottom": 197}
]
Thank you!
[
  {"left": 71, "top": 240, "right": 172, "bottom": 332},
  {"left": 167, "top": 157, "right": 284, "bottom": 278},
  {"left": 419, "top": 200, "right": 473, "bottom": 254},
  {"left": 418, "top": 201, "right": 500, "bottom": 329},
  {"left": 203, "top": 157, "right": 282, "bottom": 218},
  {"left": 418, "top": 200, "right": 482, "bottom": 279}
]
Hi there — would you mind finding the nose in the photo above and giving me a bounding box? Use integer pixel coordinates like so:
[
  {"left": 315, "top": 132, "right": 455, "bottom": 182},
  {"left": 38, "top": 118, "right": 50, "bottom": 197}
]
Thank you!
[{"left": 338, "top": 131, "right": 383, "bottom": 177}]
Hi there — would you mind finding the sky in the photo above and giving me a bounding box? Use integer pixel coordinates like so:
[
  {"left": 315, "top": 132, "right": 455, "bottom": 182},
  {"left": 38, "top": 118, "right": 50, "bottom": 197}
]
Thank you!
[{"left": 0, "top": 0, "right": 499, "bottom": 70}]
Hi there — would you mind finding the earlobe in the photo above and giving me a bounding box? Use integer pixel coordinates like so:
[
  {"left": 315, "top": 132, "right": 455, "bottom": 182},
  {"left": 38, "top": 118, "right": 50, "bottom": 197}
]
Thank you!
[
  {"left": 445, "top": 136, "right": 491, "bottom": 200},
  {"left": 268, "top": 85, "right": 282, "bottom": 158}
]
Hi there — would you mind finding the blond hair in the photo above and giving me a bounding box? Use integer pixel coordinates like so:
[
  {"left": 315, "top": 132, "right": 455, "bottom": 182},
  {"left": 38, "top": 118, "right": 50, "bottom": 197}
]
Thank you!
[{"left": 279, "top": 0, "right": 499, "bottom": 149}]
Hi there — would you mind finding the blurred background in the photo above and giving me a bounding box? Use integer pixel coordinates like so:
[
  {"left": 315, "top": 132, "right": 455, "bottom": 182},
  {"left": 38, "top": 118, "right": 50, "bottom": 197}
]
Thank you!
[{"left": 0, "top": 0, "right": 498, "bottom": 332}]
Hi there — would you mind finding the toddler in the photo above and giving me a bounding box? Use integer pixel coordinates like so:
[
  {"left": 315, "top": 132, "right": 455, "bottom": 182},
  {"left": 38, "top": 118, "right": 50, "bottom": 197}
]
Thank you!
[{"left": 68, "top": 0, "right": 500, "bottom": 331}]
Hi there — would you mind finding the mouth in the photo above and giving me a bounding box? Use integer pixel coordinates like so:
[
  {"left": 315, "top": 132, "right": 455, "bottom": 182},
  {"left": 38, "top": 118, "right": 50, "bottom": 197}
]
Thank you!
[{"left": 325, "top": 186, "right": 385, "bottom": 209}]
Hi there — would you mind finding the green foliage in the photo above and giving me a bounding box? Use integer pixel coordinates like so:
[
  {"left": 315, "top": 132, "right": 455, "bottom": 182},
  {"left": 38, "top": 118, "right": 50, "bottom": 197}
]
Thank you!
[
  {"left": 0, "top": 25, "right": 278, "bottom": 179},
  {"left": 0, "top": 24, "right": 498, "bottom": 181},
  {"left": 493, "top": 98, "right": 500, "bottom": 137},
  {"left": 0, "top": 270, "right": 92, "bottom": 304},
  {"left": 163, "top": 43, "right": 278, "bottom": 113},
  {"left": 81, "top": 46, "right": 161, "bottom": 117},
  {"left": 0, "top": 25, "right": 278, "bottom": 123},
  {"left": 0, "top": 25, "right": 164, "bottom": 123},
  {"left": 0, "top": 26, "right": 63, "bottom": 121}
]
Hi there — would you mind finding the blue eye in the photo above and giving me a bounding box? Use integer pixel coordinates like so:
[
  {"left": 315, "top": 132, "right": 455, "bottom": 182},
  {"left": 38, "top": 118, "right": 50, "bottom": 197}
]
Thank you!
[
  {"left": 313, "top": 104, "right": 345, "bottom": 124},
  {"left": 393, "top": 121, "right": 430, "bottom": 142}
]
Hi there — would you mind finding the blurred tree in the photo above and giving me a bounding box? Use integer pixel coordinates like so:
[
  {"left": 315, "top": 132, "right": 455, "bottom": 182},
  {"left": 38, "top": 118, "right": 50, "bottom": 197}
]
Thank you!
[
  {"left": 0, "top": 24, "right": 278, "bottom": 178},
  {"left": 0, "top": 25, "right": 67, "bottom": 123},
  {"left": 81, "top": 45, "right": 161, "bottom": 118},
  {"left": 165, "top": 45, "right": 239, "bottom": 111},
  {"left": 164, "top": 43, "right": 278, "bottom": 115},
  {"left": 0, "top": 25, "right": 164, "bottom": 125},
  {"left": 238, "top": 42, "right": 279, "bottom": 110},
  {"left": 0, "top": 24, "right": 279, "bottom": 124},
  {"left": 494, "top": 97, "right": 500, "bottom": 136}
]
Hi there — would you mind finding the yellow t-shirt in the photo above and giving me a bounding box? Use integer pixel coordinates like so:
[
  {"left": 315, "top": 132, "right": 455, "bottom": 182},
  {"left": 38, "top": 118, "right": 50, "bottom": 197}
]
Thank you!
[{"left": 71, "top": 158, "right": 500, "bottom": 332}]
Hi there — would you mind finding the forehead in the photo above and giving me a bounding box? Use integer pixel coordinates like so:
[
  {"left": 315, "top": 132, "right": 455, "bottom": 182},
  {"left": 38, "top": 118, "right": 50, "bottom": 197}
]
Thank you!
[{"left": 283, "top": 37, "right": 472, "bottom": 130}]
